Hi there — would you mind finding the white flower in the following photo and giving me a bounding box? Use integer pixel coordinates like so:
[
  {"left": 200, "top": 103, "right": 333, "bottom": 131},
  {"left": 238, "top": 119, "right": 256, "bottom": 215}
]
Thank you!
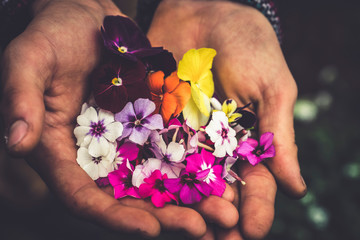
[
  {"left": 205, "top": 111, "right": 237, "bottom": 157},
  {"left": 76, "top": 143, "right": 117, "bottom": 180},
  {"left": 74, "top": 106, "right": 123, "bottom": 157}
]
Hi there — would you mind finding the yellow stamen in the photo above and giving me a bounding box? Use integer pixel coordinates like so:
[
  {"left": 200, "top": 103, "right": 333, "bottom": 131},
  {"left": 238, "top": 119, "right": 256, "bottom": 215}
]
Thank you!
[{"left": 112, "top": 77, "right": 122, "bottom": 86}]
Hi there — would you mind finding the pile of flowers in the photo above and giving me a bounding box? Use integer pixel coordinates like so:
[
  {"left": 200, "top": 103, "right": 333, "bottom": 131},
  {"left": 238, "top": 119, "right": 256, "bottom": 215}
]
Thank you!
[{"left": 74, "top": 16, "right": 275, "bottom": 207}]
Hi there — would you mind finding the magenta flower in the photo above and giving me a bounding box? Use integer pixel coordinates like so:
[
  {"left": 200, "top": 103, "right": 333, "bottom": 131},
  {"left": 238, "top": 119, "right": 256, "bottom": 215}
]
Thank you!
[
  {"left": 108, "top": 160, "right": 140, "bottom": 199},
  {"left": 139, "top": 170, "right": 177, "bottom": 207},
  {"left": 114, "top": 140, "right": 139, "bottom": 166},
  {"left": 186, "top": 149, "right": 226, "bottom": 197},
  {"left": 92, "top": 59, "right": 150, "bottom": 113},
  {"left": 101, "top": 16, "right": 163, "bottom": 62},
  {"left": 164, "top": 168, "right": 213, "bottom": 205},
  {"left": 236, "top": 132, "right": 276, "bottom": 166},
  {"left": 115, "top": 98, "right": 164, "bottom": 145}
]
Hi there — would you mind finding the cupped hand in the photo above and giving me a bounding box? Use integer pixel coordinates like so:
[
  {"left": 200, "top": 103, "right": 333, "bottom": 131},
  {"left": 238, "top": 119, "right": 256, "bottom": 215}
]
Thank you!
[
  {"left": 1, "top": 0, "right": 231, "bottom": 238},
  {"left": 147, "top": 0, "right": 307, "bottom": 238}
]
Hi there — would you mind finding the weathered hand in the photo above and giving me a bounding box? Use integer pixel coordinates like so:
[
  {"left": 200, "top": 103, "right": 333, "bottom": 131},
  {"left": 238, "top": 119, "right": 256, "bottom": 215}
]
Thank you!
[
  {"left": 147, "top": 0, "right": 307, "bottom": 238},
  {"left": 1, "top": 0, "right": 233, "bottom": 238}
]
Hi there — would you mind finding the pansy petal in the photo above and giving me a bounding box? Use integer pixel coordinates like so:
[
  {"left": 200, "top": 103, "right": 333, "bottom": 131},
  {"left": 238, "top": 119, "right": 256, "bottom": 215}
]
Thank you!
[
  {"left": 147, "top": 71, "right": 165, "bottom": 95},
  {"left": 191, "top": 84, "right": 209, "bottom": 116},
  {"left": 163, "top": 72, "right": 180, "bottom": 93},
  {"left": 169, "top": 81, "right": 191, "bottom": 116},
  {"left": 160, "top": 93, "right": 178, "bottom": 124},
  {"left": 197, "top": 70, "right": 214, "bottom": 98},
  {"left": 183, "top": 97, "right": 210, "bottom": 130}
]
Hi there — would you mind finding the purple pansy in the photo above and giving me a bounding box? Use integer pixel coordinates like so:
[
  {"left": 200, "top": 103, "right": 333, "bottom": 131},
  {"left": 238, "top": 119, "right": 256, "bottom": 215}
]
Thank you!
[
  {"left": 108, "top": 159, "right": 140, "bottom": 199},
  {"left": 101, "top": 16, "right": 163, "bottom": 62},
  {"left": 139, "top": 170, "right": 178, "bottom": 208},
  {"left": 92, "top": 59, "right": 150, "bottom": 113},
  {"left": 236, "top": 132, "right": 276, "bottom": 166},
  {"left": 115, "top": 98, "right": 164, "bottom": 145}
]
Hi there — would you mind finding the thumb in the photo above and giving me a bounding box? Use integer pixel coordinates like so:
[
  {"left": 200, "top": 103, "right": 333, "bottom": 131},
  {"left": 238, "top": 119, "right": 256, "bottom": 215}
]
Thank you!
[
  {"left": 1, "top": 32, "right": 54, "bottom": 156},
  {"left": 258, "top": 87, "right": 307, "bottom": 199}
]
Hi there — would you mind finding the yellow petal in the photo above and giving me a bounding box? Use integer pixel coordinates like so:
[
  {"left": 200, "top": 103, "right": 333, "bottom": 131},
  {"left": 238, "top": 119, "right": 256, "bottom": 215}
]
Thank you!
[
  {"left": 222, "top": 99, "right": 237, "bottom": 116},
  {"left": 177, "top": 48, "right": 216, "bottom": 84},
  {"left": 228, "top": 113, "right": 242, "bottom": 123},
  {"left": 191, "top": 84, "right": 209, "bottom": 116},
  {"left": 183, "top": 97, "right": 210, "bottom": 130}
]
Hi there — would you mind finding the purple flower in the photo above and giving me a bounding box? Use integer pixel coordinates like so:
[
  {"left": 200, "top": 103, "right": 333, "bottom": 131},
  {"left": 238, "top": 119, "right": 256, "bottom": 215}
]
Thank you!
[
  {"left": 92, "top": 59, "right": 150, "bottom": 113},
  {"left": 115, "top": 98, "right": 164, "bottom": 145},
  {"left": 114, "top": 140, "right": 139, "bottom": 166},
  {"left": 108, "top": 159, "right": 140, "bottom": 199},
  {"left": 101, "top": 16, "right": 163, "bottom": 62},
  {"left": 139, "top": 170, "right": 178, "bottom": 208},
  {"left": 236, "top": 132, "right": 276, "bottom": 166}
]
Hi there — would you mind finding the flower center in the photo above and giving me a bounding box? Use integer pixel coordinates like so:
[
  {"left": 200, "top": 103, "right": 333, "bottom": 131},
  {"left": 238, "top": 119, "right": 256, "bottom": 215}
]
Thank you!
[
  {"left": 112, "top": 77, "right": 123, "bottom": 86},
  {"left": 92, "top": 156, "right": 102, "bottom": 164},
  {"left": 118, "top": 46, "right": 128, "bottom": 53},
  {"left": 154, "top": 179, "right": 166, "bottom": 193},
  {"left": 253, "top": 146, "right": 265, "bottom": 157},
  {"left": 124, "top": 173, "right": 133, "bottom": 189},
  {"left": 90, "top": 121, "right": 106, "bottom": 137},
  {"left": 221, "top": 128, "right": 228, "bottom": 138},
  {"left": 134, "top": 119, "right": 141, "bottom": 126},
  {"left": 180, "top": 173, "right": 200, "bottom": 187}
]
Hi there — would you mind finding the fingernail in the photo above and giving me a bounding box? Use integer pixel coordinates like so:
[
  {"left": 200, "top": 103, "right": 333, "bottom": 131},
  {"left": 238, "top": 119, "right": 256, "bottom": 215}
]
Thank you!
[
  {"left": 300, "top": 175, "right": 306, "bottom": 187},
  {"left": 7, "top": 120, "right": 28, "bottom": 149}
]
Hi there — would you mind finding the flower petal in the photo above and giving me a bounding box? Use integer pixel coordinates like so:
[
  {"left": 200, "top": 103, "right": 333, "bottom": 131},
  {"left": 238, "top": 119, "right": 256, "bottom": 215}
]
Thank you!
[
  {"left": 129, "top": 126, "right": 151, "bottom": 145},
  {"left": 115, "top": 102, "right": 136, "bottom": 122},
  {"left": 142, "top": 114, "right": 164, "bottom": 130},
  {"left": 103, "top": 122, "right": 123, "bottom": 142},
  {"left": 260, "top": 132, "right": 274, "bottom": 150},
  {"left": 74, "top": 126, "right": 91, "bottom": 146},
  {"left": 166, "top": 142, "right": 185, "bottom": 163},
  {"left": 147, "top": 71, "right": 165, "bottom": 95},
  {"left": 88, "top": 137, "right": 109, "bottom": 157},
  {"left": 134, "top": 98, "right": 155, "bottom": 118}
]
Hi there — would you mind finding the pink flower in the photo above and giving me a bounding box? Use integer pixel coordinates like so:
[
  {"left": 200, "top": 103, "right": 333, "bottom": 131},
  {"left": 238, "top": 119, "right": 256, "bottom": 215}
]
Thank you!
[
  {"left": 108, "top": 160, "right": 140, "bottom": 199},
  {"left": 114, "top": 140, "right": 139, "bottom": 166},
  {"left": 139, "top": 170, "right": 177, "bottom": 207},
  {"left": 186, "top": 149, "right": 226, "bottom": 197},
  {"left": 236, "top": 132, "right": 275, "bottom": 166}
]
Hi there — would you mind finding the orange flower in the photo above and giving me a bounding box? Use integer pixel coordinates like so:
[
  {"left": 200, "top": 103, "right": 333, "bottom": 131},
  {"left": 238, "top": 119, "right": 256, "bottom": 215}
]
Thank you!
[{"left": 147, "top": 71, "right": 191, "bottom": 124}]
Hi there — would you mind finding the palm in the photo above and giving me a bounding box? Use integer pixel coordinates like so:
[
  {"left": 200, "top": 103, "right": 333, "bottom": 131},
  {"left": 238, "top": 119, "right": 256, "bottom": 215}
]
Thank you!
[{"left": 148, "top": 1, "right": 306, "bottom": 239}]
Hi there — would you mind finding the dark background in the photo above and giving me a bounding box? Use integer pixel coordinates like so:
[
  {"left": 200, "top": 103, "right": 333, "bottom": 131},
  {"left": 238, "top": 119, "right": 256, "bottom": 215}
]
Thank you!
[{"left": 1, "top": 0, "right": 359, "bottom": 239}]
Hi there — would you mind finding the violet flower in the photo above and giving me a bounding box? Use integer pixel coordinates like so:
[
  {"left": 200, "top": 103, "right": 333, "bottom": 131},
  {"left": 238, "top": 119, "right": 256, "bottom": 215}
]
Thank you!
[
  {"left": 138, "top": 170, "right": 178, "bottom": 207},
  {"left": 114, "top": 140, "right": 139, "bottom": 166},
  {"left": 92, "top": 59, "right": 150, "bottom": 113},
  {"left": 115, "top": 98, "right": 164, "bottom": 145},
  {"left": 236, "top": 132, "right": 276, "bottom": 166},
  {"left": 108, "top": 159, "right": 140, "bottom": 199},
  {"left": 101, "top": 16, "right": 163, "bottom": 62}
]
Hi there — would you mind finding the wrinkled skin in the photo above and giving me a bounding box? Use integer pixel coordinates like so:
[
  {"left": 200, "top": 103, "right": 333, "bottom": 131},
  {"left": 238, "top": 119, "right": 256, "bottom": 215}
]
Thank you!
[
  {"left": 1, "top": 0, "right": 306, "bottom": 239},
  {"left": 147, "top": 1, "right": 307, "bottom": 239}
]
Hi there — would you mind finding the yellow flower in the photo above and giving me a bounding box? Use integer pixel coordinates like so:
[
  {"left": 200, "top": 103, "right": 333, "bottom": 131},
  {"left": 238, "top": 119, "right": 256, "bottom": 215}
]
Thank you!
[
  {"left": 178, "top": 48, "right": 216, "bottom": 129},
  {"left": 222, "top": 99, "right": 242, "bottom": 123}
]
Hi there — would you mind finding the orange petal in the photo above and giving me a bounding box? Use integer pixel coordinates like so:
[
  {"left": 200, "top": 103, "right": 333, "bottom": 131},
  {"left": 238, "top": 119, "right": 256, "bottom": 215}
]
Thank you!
[
  {"left": 150, "top": 92, "right": 162, "bottom": 114},
  {"left": 161, "top": 93, "right": 178, "bottom": 124},
  {"left": 147, "top": 71, "right": 165, "bottom": 95},
  {"left": 164, "top": 71, "right": 180, "bottom": 93},
  {"left": 171, "top": 81, "right": 191, "bottom": 116}
]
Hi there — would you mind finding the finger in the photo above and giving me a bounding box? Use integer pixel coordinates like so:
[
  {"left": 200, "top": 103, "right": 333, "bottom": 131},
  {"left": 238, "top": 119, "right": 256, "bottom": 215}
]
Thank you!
[
  {"left": 119, "top": 198, "right": 207, "bottom": 239},
  {"left": 193, "top": 185, "right": 239, "bottom": 229},
  {"left": 199, "top": 224, "right": 215, "bottom": 240},
  {"left": 1, "top": 32, "right": 55, "bottom": 155},
  {"left": 216, "top": 226, "right": 244, "bottom": 240},
  {"left": 28, "top": 129, "right": 161, "bottom": 238},
  {"left": 237, "top": 161, "right": 276, "bottom": 240},
  {"left": 258, "top": 87, "right": 307, "bottom": 199}
]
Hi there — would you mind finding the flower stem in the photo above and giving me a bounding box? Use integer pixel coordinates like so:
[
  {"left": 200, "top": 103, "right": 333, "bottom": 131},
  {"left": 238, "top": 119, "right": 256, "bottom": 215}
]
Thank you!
[
  {"left": 197, "top": 142, "right": 214, "bottom": 151},
  {"left": 229, "top": 170, "right": 246, "bottom": 185}
]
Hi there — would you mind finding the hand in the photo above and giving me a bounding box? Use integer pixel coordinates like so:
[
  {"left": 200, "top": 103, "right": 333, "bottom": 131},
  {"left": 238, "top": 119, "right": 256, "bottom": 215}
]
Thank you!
[
  {"left": 1, "top": 0, "right": 236, "bottom": 238},
  {"left": 147, "top": 0, "right": 307, "bottom": 238}
]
